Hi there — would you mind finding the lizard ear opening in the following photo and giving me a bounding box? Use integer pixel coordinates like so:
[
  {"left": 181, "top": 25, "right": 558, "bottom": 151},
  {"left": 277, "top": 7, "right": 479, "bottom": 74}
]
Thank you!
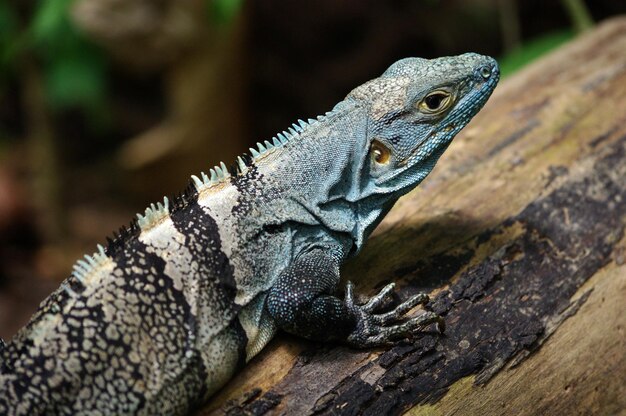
[{"left": 370, "top": 139, "right": 391, "bottom": 165}]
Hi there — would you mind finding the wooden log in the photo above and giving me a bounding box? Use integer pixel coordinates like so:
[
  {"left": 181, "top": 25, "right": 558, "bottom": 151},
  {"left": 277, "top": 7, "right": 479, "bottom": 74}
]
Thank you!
[{"left": 200, "top": 17, "right": 626, "bottom": 416}]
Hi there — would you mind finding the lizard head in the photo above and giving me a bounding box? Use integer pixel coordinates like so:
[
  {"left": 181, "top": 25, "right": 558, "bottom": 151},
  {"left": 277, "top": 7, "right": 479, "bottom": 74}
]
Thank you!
[
  {"left": 236, "top": 54, "right": 498, "bottom": 254},
  {"left": 347, "top": 53, "right": 499, "bottom": 197}
]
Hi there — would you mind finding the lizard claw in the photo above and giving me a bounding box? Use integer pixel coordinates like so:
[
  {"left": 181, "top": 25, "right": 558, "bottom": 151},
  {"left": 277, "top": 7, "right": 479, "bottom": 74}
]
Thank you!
[
  {"left": 344, "top": 281, "right": 444, "bottom": 347},
  {"left": 362, "top": 282, "right": 396, "bottom": 313}
]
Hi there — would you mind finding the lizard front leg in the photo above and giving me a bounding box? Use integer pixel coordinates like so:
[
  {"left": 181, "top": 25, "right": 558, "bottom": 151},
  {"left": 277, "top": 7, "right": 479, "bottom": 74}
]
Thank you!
[{"left": 266, "top": 248, "right": 444, "bottom": 347}]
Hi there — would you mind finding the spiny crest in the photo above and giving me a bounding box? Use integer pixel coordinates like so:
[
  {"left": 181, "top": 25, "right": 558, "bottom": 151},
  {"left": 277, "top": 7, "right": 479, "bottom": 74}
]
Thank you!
[
  {"left": 191, "top": 161, "right": 231, "bottom": 191},
  {"left": 105, "top": 219, "right": 140, "bottom": 257},
  {"left": 136, "top": 196, "right": 170, "bottom": 230},
  {"left": 247, "top": 111, "right": 334, "bottom": 162},
  {"left": 60, "top": 111, "right": 336, "bottom": 300},
  {"left": 63, "top": 244, "right": 109, "bottom": 297},
  {"left": 190, "top": 112, "right": 334, "bottom": 191},
  {"left": 96, "top": 185, "right": 195, "bottom": 266},
  {"left": 70, "top": 244, "right": 108, "bottom": 284},
  {"left": 247, "top": 118, "right": 313, "bottom": 162}
]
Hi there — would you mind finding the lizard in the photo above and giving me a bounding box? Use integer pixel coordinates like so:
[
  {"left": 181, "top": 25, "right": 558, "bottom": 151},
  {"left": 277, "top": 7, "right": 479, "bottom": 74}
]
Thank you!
[{"left": 0, "top": 53, "right": 499, "bottom": 415}]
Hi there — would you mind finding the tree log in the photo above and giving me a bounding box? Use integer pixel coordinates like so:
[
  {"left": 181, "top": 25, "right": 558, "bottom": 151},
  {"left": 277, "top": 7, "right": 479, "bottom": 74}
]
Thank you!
[{"left": 201, "top": 17, "right": 626, "bottom": 416}]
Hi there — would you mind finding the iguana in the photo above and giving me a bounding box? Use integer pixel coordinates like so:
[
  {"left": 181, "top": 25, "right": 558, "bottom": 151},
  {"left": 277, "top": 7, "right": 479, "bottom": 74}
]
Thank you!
[{"left": 0, "top": 53, "right": 498, "bottom": 415}]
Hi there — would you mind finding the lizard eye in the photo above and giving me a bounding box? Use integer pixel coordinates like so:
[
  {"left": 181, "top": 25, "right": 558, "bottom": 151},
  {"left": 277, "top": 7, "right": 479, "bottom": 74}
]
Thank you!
[
  {"left": 419, "top": 90, "right": 452, "bottom": 114},
  {"left": 371, "top": 139, "right": 391, "bottom": 165}
]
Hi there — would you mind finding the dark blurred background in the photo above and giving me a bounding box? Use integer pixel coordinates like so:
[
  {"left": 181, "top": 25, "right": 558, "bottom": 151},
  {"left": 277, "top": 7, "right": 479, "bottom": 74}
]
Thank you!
[{"left": 0, "top": 0, "right": 624, "bottom": 339}]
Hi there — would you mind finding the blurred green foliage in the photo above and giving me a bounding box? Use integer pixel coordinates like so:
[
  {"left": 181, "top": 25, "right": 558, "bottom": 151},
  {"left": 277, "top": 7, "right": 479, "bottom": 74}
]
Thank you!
[
  {"left": 498, "top": 30, "right": 575, "bottom": 78},
  {"left": 210, "top": 0, "right": 244, "bottom": 25},
  {"left": 0, "top": 0, "right": 592, "bottom": 136},
  {"left": 32, "top": 0, "right": 106, "bottom": 112},
  {"left": 0, "top": 1, "right": 20, "bottom": 71},
  {"left": 0, "top": 0, "right": 108, "bottom": 119}
]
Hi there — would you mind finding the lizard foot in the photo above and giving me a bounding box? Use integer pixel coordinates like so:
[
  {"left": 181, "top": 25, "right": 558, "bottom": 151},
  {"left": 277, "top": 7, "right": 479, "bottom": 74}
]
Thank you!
[{"left": 344, "top": 281, "right": 444, "bottom": 347}]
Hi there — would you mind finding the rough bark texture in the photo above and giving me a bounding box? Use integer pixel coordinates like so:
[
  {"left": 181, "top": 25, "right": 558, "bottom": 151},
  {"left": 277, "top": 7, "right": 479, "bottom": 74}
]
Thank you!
[{"left": 201, "top": 17, "right": 626, "bottom": 416}]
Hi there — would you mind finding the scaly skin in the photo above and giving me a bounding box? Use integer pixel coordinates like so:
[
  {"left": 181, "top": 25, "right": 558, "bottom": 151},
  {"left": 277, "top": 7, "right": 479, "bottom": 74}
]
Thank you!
[{"left": 0, "top": 53, "right": 498, "bottom": 415}]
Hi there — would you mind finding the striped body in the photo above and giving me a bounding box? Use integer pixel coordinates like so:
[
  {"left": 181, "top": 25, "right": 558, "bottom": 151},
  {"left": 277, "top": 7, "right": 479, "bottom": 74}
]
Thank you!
[
  {"left": 0, "top": 54, "right": 499, "bottom": 415},
  {"left": 0, "top": 193, "right": 249, "bottom": 414},
  {"left": 0, "top": 111, "right": 360, "bottom": 414}
]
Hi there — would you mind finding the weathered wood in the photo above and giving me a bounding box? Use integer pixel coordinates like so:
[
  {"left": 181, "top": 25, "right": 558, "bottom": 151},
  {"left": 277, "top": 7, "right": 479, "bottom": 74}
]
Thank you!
[{"left": 200, "top": 17, "right": 626, "bottom": 416}]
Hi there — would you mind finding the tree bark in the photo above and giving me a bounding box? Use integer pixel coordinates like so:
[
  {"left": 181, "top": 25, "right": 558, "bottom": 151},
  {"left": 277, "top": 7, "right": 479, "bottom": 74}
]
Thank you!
[{"left": 200, "top": 17, "right": 626, "bottom": 416}]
